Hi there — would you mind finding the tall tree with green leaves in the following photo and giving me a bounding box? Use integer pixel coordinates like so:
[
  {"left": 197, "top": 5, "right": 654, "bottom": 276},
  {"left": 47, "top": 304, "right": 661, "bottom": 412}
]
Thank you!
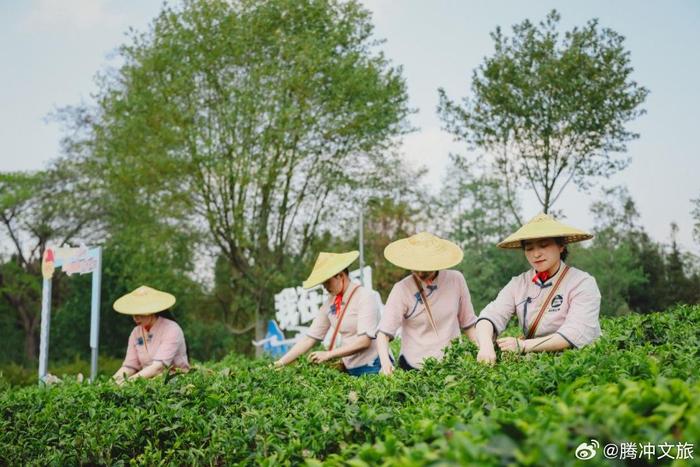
[
  {"left": 437, "top": 155, "right": 528, "bottom": 310},
  {"left": 692, "top": 195, "right": 700, "bottom": 247},
  {"left": 0, "top": 162, "right": 94, "bottom": 362},
  {"left": 439, "top": 10, "right": 649, "bottom": 217},
  {"left": 572, "top": 186, "right": 646, "bottom": 315},
  {"left": 61, "top": 0, "right": 410, "bottom": 339}
]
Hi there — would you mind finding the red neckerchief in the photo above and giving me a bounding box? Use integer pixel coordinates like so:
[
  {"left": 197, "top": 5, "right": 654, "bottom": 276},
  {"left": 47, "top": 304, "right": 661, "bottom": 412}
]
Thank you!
[
  {"left": 144, "top": 317, "right": 157, "bottom": 333},
  {"left": 422, "top": 271, "right": 438, "bottom": 286},
  {"left": 532, "top": 271, "right": 550, "bottom": 285},
  {"left": 333, "top": 277, "right": 347, "bottom": 315},
  {"left": 333, "top": 293, "right": 343, "bottom": 315}
]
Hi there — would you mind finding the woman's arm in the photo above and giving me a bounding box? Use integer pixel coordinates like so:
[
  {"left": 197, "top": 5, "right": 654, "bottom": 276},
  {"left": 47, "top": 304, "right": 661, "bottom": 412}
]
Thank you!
[
  {"left": 376, "top": 332, "right": 394, "bottom": 375},
  {"left": 128, "top": 361, "right": 166, "bottom": 381},
  {"left": 498, "top": 333, "right": 570, "bottom": 354},
  {"left": 475, "top": 320, "right": 497, "bottom": 364},
  {"left": 274, "top": 336, "right": 318, "bottom": 367},
  {"left": 112, "top": 366, "right": 136, "bottom": 383},
  {"left": 462, "top": 325, "right": 478, "bottom": 344},
  {"left": 309, "top": 335, "right": 371, "bottom": 363}
]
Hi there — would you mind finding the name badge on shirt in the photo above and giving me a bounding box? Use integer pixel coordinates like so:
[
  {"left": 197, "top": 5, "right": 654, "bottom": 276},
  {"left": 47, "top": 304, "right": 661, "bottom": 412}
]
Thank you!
[{"left": 548, "top": 294, "right": 563, "bottom": 312}]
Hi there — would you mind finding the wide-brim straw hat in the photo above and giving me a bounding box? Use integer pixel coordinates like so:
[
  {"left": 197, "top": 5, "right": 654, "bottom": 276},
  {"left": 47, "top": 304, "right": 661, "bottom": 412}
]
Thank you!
[
  {"left": 113, "top": 285, "right": 176, "bottom": 315},
  {"left": 302, "top": 251, "right": 359, "bottom": 289},
  {"left": 497, "top": 213, "right": 593, "bottom": 249},
  {"left": 384, "top": 232, "right": 463, "bottom": 271}
]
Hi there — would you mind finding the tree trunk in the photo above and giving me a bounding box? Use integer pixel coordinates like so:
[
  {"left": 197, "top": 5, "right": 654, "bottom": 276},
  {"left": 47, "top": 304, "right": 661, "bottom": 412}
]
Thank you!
[{"left": 23, "top": 321, "right": 38, "bottom": 362}]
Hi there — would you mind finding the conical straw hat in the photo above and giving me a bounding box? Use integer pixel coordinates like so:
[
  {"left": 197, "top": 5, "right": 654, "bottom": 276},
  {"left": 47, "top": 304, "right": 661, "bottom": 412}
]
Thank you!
[
  {"left": 384, "top": 232, "right": 463, "bottom": 271},
  {"left": 113, "top": 285, "right": 176, "bottom": 315},
  {"left": 497, "top": 213, "right": 593, "bottom": 249},
  {"left": 302, "top": 251, "right": 359, "bottom": 289}
]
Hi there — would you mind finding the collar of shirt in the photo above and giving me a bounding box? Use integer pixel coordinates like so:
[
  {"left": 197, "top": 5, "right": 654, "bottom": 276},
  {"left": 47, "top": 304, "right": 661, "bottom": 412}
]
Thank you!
[
  {"left": 532, "top": 262, "right": 565, "bottom": 287},
  {"left": 143, "top": 316, "right": 163, "bottom": 334}
]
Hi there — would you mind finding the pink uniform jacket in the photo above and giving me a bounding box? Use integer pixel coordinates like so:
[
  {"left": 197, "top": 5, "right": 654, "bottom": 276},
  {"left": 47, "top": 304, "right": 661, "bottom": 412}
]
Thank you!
[
  {"left": 477, "top": 262, "right": 602, "bottom": 348},
  {"left": 306, "top": 284, "right": 381, "bottom": 369},
  {"left": 122, "top": 317, "right": 190, "bottom": 371},
  {"left": 378, "top": 270, "right": 478, "bottom": 369}
]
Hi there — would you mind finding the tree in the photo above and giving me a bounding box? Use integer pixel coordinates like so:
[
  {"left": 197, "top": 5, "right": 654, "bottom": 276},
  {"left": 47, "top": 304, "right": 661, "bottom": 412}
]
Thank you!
[
  {"left": 0, "top": 162, "right": 94, "bottom": 362},
  {"left": 439, "top": 154, "right": 520, "bottom": 252},
  {"left": 60, "top": 0, "right": 410, "bottom": 340},
  {"left": 437, "top": 155, "right": 527, "bottom": 310},
  {"left": 663, "top": 223, "right": 699, "bottom": 306},
  {"left": 692, "top": 195, "right": 700, "bottom": 246},
  {"left": 438, "top": 10, "right": 649, "bottom": 216},
  {"left": 573, "top": 187, "right": 646, "bottom": 315}
]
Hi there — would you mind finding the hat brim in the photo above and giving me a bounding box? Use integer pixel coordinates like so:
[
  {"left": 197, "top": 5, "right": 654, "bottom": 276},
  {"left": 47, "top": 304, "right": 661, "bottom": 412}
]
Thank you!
[
  {"left": 497, "top": 233, "right": 593, "bottom": 249},
  {"left": 384, "top": 239, "right": 463, "bottom": 271},
  {"left": 302, "top": 251, "right": 359, "bottom": 289}
]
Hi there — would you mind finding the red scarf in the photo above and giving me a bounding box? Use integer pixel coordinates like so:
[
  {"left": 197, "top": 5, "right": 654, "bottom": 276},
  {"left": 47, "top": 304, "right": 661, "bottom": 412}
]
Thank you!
[
  {"left": 144, "top": 317, "right": 157, "bottom": 332},
  {"left": 532, "top": 271, "right": 550, "bottom": 284},
  {"left": 333, "top": 277, "right": 348, "bottom": 314},
  {"left": 334, "top": 293, "right": 343, "bottom": 315}
]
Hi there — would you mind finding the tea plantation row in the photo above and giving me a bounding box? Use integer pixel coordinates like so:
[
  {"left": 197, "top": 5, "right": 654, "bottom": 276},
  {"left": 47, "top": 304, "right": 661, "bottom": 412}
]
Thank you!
[{"left": 1, "top": 305, "right": 699, "bottom": 465}]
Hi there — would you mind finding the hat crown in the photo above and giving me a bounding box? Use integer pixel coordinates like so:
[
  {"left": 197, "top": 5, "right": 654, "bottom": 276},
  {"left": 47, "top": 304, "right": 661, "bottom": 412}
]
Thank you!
[
  {"left": 530, "top": 213, "right": 553, "bottom": 223},
  {"left": 314, "top": 252, "right": 334, "bottom": 267},
  {"left": 408, "top": 232, "right": 441, "bottom": 248},
  {"left": 134, "top": 286, "right": 151, "bottom": 296}
]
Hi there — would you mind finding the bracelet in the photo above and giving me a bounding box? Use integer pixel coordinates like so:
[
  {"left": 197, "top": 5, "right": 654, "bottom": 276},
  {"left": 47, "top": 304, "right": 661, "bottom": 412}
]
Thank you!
[{"left": 518, "top": 339, "right": 526, "bottom": 355}]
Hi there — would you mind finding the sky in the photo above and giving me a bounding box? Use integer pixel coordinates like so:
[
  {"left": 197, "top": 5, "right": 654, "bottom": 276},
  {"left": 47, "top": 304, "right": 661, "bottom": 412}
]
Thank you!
[{"left": 1, "top": 0, "right": 699, "bottom": 253}]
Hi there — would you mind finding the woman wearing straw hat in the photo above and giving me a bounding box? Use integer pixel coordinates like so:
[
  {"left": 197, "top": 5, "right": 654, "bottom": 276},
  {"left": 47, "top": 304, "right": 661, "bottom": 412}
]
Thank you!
[
  {"left": 112, "top": 285, "right": 190, "bottom": 384},
  {"left": 475, "top": 213, "right": 602, "bottom": 364},
  {"left": 376, "top": 232, "right": 478, "bottom": 374},
  {"left": 274, "top": 251, "right": 384, "bottom": 376}
]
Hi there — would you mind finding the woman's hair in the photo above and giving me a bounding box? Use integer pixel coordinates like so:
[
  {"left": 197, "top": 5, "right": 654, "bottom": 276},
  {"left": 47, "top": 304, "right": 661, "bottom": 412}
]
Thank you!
[
  {"left": 156, "top": 309, "right": 177, "bottom": 322},
  {"left": 334, "top": 268, "right": 350, "bottom": 279},
  {"left": 554, "top": 237, "right": 569, "bottom": 262},
  {"left": 521, "top": 237, "right": 569, "bottom": 262}
]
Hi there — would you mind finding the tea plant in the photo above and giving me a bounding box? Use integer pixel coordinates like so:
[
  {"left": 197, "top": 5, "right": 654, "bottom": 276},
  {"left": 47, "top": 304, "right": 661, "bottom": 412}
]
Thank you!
[{"left": 1, "top": 305, "right": 698, "bottom": 465}]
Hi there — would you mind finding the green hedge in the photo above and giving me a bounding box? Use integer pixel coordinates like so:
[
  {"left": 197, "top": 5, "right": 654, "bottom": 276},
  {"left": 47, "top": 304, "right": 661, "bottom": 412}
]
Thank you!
[{"left": 1, "top": 306, "right": 698, "bottom": 465}]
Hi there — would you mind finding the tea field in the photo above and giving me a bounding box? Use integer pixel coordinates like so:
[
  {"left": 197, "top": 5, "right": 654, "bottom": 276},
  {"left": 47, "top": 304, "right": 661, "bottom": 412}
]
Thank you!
[{"left": 1, "top": 306, "right": 699, "bottom": 465}]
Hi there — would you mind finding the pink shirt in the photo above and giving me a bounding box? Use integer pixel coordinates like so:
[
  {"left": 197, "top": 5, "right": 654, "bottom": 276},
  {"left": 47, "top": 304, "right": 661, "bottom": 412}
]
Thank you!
[
  {"left": 306, "top": 284, "right": 380, "bottom": 369},
  {"left": 122, "top": 317, "right": 190, "bottom": 371},
  {"left": 378, "top": 270, "right": 477, "bottom": 369},
  {"left": 477, "top": 263, "right": 601, "bottom": 348}
]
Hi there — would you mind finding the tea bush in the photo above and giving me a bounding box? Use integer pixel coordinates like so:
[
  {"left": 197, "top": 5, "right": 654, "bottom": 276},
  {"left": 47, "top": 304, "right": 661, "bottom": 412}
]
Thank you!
[{"left": 1, "top": 305, "right": 698, "bottom": 465}]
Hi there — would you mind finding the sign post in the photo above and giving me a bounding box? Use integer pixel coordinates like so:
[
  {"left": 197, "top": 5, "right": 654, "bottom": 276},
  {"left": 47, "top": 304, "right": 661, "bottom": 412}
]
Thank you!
[
  {"left": 39, "top": 245, "right": 103, "bottom": 384},
  {"left": 38, "top": 278, "right": 52, "bottom": 381},
  {"left": 89, "top": 248, "right": 102, "bottom": 381}
]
